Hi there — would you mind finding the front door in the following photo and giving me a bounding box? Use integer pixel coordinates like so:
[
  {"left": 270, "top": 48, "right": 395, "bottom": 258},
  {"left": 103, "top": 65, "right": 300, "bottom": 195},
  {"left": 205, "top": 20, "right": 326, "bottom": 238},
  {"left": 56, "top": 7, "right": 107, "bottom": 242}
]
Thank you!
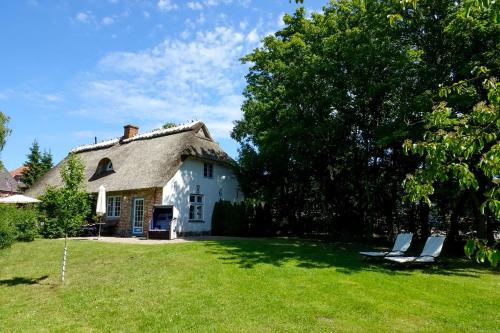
[{"left": 132, "top": 198, "right": 144, "bottom": 235}]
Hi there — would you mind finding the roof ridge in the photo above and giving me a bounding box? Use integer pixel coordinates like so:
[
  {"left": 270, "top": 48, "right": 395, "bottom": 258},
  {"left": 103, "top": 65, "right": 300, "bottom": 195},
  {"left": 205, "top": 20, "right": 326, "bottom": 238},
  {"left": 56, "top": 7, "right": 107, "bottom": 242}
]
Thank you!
[
  {"left": 122, "top": 120, "right": 203, "bottom": 143},
  {"left": 70, "top": 120, "right": 203, "bottom": 154}
]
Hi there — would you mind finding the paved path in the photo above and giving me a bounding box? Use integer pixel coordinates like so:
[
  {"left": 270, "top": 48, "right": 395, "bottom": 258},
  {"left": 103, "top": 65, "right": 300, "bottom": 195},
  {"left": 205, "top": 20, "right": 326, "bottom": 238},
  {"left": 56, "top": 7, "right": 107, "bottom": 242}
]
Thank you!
[{"left": 68, "top": 236, "right": 253, "bottom": 245}]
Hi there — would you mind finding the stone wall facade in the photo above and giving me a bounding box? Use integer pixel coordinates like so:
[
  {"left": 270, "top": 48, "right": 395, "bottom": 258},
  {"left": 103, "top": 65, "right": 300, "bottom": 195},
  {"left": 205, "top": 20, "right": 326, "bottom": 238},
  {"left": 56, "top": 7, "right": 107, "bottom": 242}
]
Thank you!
[{"left": 102, "top": 187, "right": 162, "bottom": 237}]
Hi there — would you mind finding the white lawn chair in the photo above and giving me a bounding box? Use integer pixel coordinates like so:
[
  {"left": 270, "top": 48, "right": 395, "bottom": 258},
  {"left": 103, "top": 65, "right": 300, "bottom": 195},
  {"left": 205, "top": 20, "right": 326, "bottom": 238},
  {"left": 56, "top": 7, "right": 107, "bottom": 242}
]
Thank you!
[
  {"left": 359, "top": 233, "right": 413, "bottom": 258},
  {"left": 384, "top": 235, "right": 446, "bottom": 265}
]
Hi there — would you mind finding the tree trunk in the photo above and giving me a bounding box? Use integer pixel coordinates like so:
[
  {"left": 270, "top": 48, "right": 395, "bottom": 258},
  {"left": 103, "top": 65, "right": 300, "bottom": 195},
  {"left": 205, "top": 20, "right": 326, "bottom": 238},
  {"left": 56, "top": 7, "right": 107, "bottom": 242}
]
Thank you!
[
  {"left": 470, "top": 191, "right": 487, "bottom": 239},
  {"left": 419, "top": 202, "right": 430, "bottom": 240},
  {"left": 448, "top": 192, "right": 467, "bottom": 244}
]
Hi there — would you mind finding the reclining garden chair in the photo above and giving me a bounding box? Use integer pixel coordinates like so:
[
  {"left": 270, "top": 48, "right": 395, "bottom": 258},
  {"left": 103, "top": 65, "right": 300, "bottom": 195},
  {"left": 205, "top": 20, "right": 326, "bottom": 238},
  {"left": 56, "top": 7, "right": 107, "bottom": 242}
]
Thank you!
[
  {"left": 384, "top": 235, "right": 446, "bottom": 265},
  {"left": 359, "top": 233, "right": 413, "bottom": 258}
]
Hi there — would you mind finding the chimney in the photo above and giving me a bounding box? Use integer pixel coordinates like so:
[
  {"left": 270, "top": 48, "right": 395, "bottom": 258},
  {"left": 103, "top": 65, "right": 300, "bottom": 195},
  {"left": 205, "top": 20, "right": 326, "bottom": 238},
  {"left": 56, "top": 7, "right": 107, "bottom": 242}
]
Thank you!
[{"left": 123, "top": 124, "right": 139, "bottom": 139}]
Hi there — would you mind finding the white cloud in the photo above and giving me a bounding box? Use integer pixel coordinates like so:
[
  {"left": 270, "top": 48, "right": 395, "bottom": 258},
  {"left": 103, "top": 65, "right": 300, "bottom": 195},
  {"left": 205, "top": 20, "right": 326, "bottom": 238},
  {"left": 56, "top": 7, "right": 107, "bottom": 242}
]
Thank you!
[
  {"left": 75, "top": 11, "right": 92, "bottom": 23},
  {"left": 204, "top": 0, "right": 233, "bottom": 6},
  {"left": 157, "top": 0, "right": 178, "bottom": 12},
  {"left": 187, "top": 1, "right": 203, "bottom": 10},
  {"left": 43, "top": 94, "right": 61, "bottom": 102},
  {"left": 101, "top": 16, "right": 114, "bottom": 26},
  {"left": 277, "top": 13, "right": 286, "bottom": 28},
  {"left": 239, "top": 20, "right": 248, "bottom": 30},
  {"left": 246, "top": 28, "right": 259, "bottom": 43},
  {"left": 75, "top": 25, "right": 263, "bottom": 139},
  {"left": 143, "top": 10, "right": 150, "bottom": 19}
]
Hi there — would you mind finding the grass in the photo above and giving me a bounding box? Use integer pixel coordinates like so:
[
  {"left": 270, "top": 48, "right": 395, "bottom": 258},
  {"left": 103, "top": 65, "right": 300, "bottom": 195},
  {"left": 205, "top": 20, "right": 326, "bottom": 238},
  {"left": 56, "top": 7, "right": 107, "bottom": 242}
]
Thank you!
[{"left": 0, "top": 238, "right": 498, "bottom": 332}]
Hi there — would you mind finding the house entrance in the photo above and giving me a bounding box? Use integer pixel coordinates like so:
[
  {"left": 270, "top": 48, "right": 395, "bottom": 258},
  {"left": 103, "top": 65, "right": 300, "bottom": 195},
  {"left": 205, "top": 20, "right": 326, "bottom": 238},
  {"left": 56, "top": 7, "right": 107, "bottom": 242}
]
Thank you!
[{"left": 132, "top": 198, "right": 144, "bottom": 235}]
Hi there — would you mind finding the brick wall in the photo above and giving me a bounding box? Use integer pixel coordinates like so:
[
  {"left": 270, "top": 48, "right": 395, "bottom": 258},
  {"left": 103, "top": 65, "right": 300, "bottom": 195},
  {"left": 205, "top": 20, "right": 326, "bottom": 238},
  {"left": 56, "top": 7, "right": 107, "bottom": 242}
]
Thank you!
[{"left": 104, "top": 187, "right": 162, "bottom": 237}]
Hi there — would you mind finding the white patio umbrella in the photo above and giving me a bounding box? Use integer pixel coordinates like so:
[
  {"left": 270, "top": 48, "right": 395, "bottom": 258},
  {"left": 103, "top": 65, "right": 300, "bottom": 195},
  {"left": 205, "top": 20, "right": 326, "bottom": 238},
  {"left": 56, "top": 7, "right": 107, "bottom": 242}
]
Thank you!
[
  {"left": 96, "top": 185, "right": 106, "bottom": 238},
  {"left": 0, "top": 194, "right": 41, "bottom": 204}
]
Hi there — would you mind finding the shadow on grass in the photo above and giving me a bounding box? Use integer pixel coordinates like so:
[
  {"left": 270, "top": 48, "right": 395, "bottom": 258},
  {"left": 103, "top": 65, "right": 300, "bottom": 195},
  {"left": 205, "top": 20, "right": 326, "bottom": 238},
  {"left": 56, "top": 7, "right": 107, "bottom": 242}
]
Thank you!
[
  {"left": 0, "top": 275, "right": 49, "bottom": 287},
  {"left": 203, "top": 238, "right": 497, "bottom": 277}
]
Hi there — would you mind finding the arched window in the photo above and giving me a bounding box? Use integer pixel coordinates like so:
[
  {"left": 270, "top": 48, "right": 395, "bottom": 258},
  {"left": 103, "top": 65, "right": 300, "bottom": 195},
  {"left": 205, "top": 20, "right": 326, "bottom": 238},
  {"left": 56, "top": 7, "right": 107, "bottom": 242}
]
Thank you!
[
  {"left": 89, "top": 158, "right": 115, "bottom": 181},
  {"left": 96, "top": 158, "right": 114, "bottom": 175}
]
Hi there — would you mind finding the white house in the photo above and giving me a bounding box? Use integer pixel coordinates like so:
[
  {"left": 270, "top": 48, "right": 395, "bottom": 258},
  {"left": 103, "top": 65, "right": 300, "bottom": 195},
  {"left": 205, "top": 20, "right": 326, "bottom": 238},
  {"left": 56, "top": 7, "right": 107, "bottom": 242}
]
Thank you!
[{"left": 27, "top": 121, "right": 242, "bottom": 239}]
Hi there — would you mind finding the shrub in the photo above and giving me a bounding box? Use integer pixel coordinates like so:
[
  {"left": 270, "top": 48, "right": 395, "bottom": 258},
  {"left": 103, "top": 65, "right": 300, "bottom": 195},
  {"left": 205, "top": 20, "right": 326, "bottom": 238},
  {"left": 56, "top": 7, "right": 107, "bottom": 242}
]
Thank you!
[
  {"left": 212, "top": 200, "right": 273, "bottom": 237},
  {"left": 39, "top": 216, "right": 65, "bottom": 239},
  {"left": 0, "top": 213, "right": 16, "bottom": 249},
  {"left": 0, "top": 205, "right": 39, "bottom": 248},
  {"left": 12, "top": 208, "right": 39, "bottom": 241}
]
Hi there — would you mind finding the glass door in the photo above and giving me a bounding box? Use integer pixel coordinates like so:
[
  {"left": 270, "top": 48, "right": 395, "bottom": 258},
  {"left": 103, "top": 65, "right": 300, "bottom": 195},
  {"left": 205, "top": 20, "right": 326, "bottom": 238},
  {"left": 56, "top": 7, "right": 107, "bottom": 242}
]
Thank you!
[{"left": 132, "top": 198, "right": 144, "bottom": 235}]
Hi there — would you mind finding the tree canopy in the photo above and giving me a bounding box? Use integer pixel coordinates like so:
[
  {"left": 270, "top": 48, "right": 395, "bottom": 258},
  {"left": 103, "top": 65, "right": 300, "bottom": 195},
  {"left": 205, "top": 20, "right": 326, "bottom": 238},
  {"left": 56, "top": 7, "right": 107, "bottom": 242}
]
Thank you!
[
  {"left": 233, "top": 0, "right": 499, "bottom": 240},
  {"left": 20, "top": 140, "right": 53, "bottom": 188},
  {"left": 39, "top": 153, "right": 90, "bottom": 237}
]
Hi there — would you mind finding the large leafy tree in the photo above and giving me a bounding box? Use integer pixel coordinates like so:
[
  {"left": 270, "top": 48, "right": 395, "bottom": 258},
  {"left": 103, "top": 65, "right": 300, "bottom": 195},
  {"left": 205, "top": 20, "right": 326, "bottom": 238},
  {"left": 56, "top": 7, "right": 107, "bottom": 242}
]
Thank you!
[
  {"left": 402, "top": 0, "right": 499, "bottom": 248},
  {"left": 233, "top": 0, "right": 498, "bottom": 238},
  {"left": 20, "top": 140, "right": 53, "bottom": 188},
  {"left": 404, "top": 74, "right": 499, "bottom": 239}
]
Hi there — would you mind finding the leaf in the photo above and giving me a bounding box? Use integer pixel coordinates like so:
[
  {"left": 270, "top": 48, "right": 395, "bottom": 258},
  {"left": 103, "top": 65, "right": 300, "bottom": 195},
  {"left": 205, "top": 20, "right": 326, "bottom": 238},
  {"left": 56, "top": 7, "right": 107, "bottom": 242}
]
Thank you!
[
  {"left": 464, "top": 239, "right": 476, "bottom": 258},
  {"left": 488, "top": 250, "right": 500, "bottom": 267}
]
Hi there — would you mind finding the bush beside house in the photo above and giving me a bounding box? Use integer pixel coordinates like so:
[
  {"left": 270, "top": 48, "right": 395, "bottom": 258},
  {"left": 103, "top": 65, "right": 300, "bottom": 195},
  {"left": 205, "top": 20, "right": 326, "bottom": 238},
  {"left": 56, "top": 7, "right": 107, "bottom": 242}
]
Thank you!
[
  {"left": 0, "top": 205, "right": 39, "bottom": 249},
  {"left": 212, "top": 200, "right": 273, "bottom": 237}
]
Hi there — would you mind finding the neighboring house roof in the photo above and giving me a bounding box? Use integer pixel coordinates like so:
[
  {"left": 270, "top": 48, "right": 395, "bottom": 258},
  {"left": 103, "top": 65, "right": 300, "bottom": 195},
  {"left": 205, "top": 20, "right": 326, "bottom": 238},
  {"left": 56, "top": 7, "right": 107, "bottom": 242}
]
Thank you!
[
  {"left": 10, "top": 166, "right": 28, "bottom": 179},
  {"left": 0, "top": 164, "right": 18, "bottom": 193},
  {"left": 27, "top": 121, "right": 232, "bottom": 197}
]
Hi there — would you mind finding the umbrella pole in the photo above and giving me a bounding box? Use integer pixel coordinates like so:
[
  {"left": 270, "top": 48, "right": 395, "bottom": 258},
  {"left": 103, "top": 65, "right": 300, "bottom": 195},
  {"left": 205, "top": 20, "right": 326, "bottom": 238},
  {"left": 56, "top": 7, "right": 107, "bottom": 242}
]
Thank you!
[{"left": 98, "top": 217, "right": 101, "bottom": 239}]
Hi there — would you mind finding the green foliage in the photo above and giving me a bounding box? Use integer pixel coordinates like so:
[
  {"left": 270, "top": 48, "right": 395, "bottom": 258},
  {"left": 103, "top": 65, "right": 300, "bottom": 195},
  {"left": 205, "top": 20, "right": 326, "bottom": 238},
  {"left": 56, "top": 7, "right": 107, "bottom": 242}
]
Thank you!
[
  {"left": 234, "top": 0, "right": 499, "bottom": 238},
  {"left": 212, "top": 200, "right": 273, "bottom": 237},
  {"left": 0, "top": 111, "right": 11, "bottom": 153},
  {"left": 0, "top": 205, "right": 39, "bottom": 248},
  {"left": 0, "top": 212, "right": 16, "bottom": 249},
  {"left": 162, "top": 122, "right": 177, "bottom": 129},
  {"left": 20, "top": 140, "right": 53, "bottom": 188},
  {"left": 38, "top": 153, "right": 91, "bottom": 238},
  {"left": 39, "top": 217, "right": 65, "bottom": 239},
  {"left": 404, "top": 77, "right": 500, "bottom": 219},
  {"left": 11, "top": 208, "right": 39, "bottom": 241},
  {"left": 212, "top": 201, "right": 248, "bottom": 236},
  {"left": 464, "top": 239, "right": 500, "bottom": 267}
]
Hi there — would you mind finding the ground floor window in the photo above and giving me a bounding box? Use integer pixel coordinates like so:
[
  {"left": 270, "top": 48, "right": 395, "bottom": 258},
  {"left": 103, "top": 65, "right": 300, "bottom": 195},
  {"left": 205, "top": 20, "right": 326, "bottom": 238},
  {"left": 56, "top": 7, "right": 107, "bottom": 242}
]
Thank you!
[
  {"left": 106, "top": 196, "right": 121, "bottom": 217},
  {"left": 189, "top": 194, "right": 204, "bottom": 221}
]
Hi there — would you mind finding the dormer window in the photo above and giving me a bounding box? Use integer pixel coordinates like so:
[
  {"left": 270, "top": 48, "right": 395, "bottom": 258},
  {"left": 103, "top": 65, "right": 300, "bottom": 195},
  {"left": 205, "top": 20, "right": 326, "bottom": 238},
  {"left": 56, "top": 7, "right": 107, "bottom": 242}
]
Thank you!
[{"left": 92, "top": 158, "right": 115, "bottom": 179}]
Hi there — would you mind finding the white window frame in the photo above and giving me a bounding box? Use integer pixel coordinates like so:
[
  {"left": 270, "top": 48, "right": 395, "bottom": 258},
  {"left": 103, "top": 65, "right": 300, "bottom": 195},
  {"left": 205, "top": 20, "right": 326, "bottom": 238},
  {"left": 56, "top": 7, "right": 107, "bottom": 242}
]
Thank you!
[
  {"left": 189, "top": 194, "right": 204, "bottom": 222},
  {"left": 203, "top": 163, "right": 213, "bottom": 178},
  {"left": 132, "top": 197, "right": 144, "bottom": 235},
  {"left": 106, "top": 196, "right": 121, "bottom": 218}
]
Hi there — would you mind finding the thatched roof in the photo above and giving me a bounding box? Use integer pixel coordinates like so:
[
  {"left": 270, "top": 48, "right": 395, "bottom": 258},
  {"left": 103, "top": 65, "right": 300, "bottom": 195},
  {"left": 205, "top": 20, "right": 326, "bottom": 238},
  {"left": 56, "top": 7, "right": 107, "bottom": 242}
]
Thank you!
[
  {"left": 27, "top": 121, "right": 233, "bottom": 197},
  {"left": 0, "top": 164, "right": 18, "bottom": 193}
]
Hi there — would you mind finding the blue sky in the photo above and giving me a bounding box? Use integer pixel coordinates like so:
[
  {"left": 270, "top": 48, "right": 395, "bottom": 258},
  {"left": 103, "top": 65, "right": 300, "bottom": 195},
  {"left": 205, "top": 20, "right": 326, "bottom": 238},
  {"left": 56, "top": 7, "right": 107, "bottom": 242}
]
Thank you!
[{"left": 0, "top": 0, "right": 323, "bottom": 171}]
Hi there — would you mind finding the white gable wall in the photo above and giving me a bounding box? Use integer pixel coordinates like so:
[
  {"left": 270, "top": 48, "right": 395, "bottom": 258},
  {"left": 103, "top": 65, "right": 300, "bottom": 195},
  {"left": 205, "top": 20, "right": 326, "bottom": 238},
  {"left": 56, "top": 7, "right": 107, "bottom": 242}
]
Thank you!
[{"left": 162, "top": 157, "right": 241, "bottom": 234}]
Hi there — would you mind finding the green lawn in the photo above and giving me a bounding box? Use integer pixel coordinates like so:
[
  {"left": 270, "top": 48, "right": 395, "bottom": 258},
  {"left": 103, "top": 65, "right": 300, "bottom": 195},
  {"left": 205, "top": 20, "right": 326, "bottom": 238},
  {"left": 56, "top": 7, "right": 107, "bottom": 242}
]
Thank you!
[{"left": 0, "top": 238, "right": 498, "bottom": 332}]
